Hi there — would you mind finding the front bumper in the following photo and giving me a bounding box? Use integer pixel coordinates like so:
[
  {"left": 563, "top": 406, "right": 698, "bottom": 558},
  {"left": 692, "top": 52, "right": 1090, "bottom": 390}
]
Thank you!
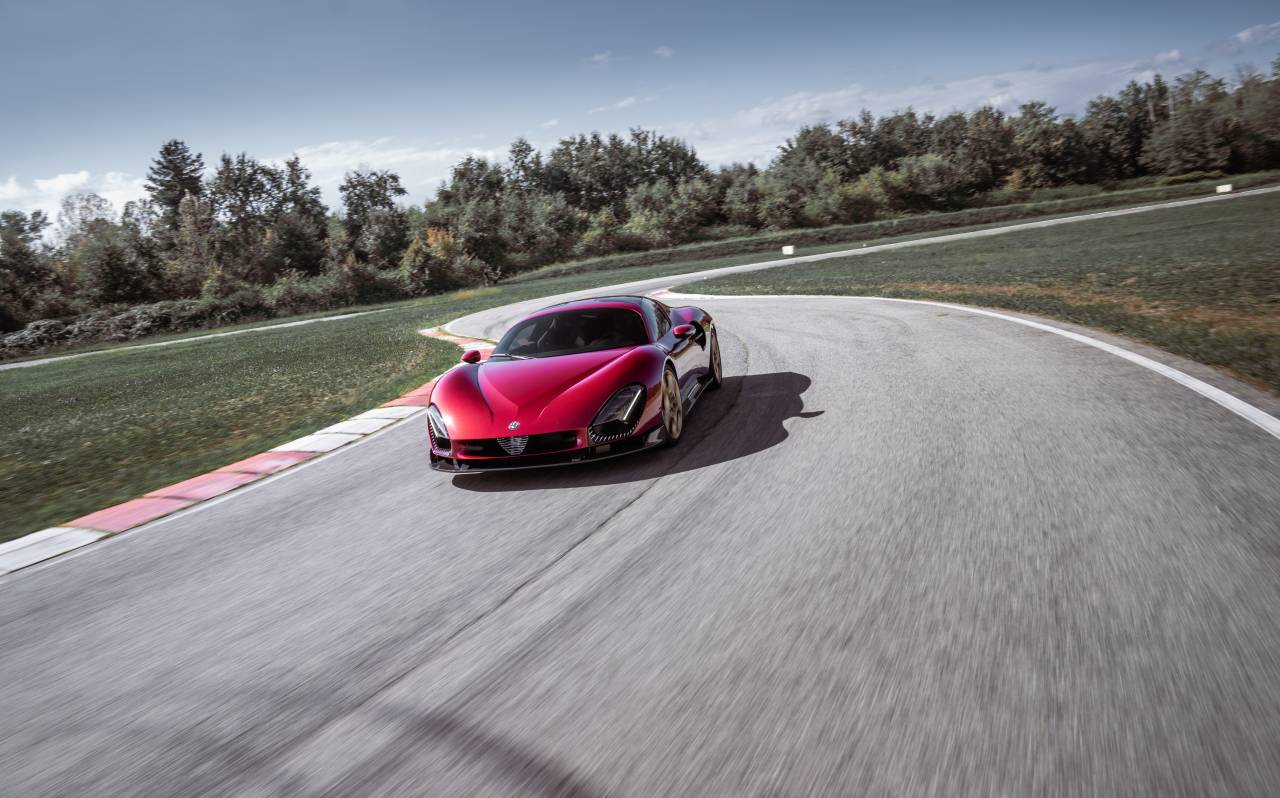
[{"left": 429, "top": 428, "right": 665, "bottom": 473}]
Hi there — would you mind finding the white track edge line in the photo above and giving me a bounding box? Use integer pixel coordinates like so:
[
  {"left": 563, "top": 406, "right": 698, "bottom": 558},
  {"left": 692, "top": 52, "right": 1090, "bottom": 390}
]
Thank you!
[
  {"left": 660, "top": 290, "right": 1280, "bottom": 441},
  {"left": 1, "top": 308, "right": 394, "bottom": 372},
  {"left": 9, "top": 189, "right": 1277, "bottom": 577},
  {"left": 440, "top": 185, "right": 1279, "bottom": 343}
]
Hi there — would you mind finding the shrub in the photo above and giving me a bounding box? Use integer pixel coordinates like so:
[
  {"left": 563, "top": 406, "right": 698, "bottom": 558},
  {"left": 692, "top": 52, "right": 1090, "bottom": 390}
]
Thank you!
[
  {"left": 804, "top": 175, "right": 880, "bottom": 225},
  {"left": 78, "top": 228, "right": 160, "bottom": 305},
  {"left": 399, "top": 235, "right": 451, "bottom": 296},
  {"left": 875, "top": 155, "right": 971, "bottom": 212},
  {"left": 332, "top": 256, "right": 408, "bottom": 305},
  {"left": 576, "top": 208, "right": 649, "bottom": 257},
  {"left": 452, "top": 254, "right": 499, "bottom": 287},
  {"left": 29, "top": 290, "right": 90, "bottom": 321},
  {"left": 0, "top": 297, "right": 273, "bottom": 356},
  {"left": 264, "top": 271, "right": 343, "bottom": 315},
  {"left": 0, "top": 319, "right": 69, "bottom": 354},
  {"left": 199, "top": 270, "right": 268, "bottom": 318}
]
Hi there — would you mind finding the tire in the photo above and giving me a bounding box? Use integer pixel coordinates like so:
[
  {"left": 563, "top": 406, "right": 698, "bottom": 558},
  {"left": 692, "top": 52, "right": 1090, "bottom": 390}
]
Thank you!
[
  {"left": 660, "top": 366, "right": 684, "bottom": 446},
  {"left": 706, "top": 329, "right": 723, "bottom": 390}
]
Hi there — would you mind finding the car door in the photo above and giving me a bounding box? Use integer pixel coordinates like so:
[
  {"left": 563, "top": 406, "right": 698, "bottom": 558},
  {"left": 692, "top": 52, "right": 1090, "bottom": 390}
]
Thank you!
[{"left": 650, "top": 300, "right": 702, "bottom": 400}]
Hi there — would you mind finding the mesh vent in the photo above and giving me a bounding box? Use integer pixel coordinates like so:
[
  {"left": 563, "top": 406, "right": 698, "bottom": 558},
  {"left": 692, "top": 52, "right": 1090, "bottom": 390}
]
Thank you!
[{"left": 496, "top": 435, "right": 530, "bottom": 455}]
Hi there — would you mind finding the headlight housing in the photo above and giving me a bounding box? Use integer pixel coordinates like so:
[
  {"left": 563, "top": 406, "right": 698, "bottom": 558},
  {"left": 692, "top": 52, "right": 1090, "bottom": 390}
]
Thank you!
[
  {"left": 589, "top": 383, "right": 645, "bottom": 443},
  {"left": 426, "top": 404, "right": 451, "bottom": 449}
]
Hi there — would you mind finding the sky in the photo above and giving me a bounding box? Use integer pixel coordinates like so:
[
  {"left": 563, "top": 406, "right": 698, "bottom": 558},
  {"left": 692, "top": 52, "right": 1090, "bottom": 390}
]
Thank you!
[{"left": 2, "top": 0, "right": 1278, "bottom": 221}]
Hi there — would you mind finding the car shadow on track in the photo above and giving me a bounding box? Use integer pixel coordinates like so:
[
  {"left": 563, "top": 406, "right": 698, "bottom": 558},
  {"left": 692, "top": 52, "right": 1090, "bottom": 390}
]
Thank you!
[{"left": 451, "top": 371, "right": 820, "bottom": 491}]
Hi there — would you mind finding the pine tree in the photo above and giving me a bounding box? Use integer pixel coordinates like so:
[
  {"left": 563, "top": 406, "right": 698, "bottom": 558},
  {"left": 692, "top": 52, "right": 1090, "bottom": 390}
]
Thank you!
[
  {"left": 280, "top": 156, "right": 327, "bottom": 229},
  {"left": 145, "top": 140, "right": 205, "bottom": 234}
]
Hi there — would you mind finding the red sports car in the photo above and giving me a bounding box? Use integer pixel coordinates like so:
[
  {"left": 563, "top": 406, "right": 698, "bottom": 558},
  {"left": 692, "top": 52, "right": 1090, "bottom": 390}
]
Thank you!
[{"left": 427, "top": 295, "right": 722, "bottom": 472}]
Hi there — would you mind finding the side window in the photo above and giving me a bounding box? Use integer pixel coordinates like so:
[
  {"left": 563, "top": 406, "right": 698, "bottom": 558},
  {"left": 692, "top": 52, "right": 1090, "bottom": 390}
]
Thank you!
[
  {"left": 641, "top": 298, "right": 671, "bottom": 338},
  {"left": 653, "top": 300, "right": 672, "bottom": 336}
]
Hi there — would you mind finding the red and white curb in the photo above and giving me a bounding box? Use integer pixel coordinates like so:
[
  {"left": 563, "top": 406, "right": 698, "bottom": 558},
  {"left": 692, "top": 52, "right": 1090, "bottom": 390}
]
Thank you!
[
  {"left": 417, "top": 326, "right": 496, "bottom": 356},
  {"left": 0, "top": 329, "right": 493, "bottom": 577}
]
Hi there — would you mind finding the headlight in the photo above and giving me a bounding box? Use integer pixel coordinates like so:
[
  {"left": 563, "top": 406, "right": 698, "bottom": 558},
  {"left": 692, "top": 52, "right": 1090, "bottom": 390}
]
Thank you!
[
  {"left": 590, "top": 383, "right": 645, "bottom": 442},
  {"left": 426, "top": 404, "right": 451, "bottom": 447}
]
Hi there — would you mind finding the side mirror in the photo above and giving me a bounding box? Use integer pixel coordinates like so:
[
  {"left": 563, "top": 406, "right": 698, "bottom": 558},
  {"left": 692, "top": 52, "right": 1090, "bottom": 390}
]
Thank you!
[
  {"left": 461, "top": 349, "right": 483, "bottom": 364},
  {"left": 672, "top": 324, "right": 696, "bottom": 339}
]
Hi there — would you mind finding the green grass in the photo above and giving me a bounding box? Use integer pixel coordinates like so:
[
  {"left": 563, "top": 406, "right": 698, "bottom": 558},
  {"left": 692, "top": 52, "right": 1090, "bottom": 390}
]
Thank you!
[
  {"left": 0, "top": 259, "right": 789, "bottom": 543},
  {"left": 0, "top": 305, "right": 408, "bottom": 366},
  {"left": 694, "top": 190, "right": 1280, "bottom": 392},
  {"left": 506, "top": 171, "right": 1280, "bottom": 285},
  {"left": 3, "top": 187, "right": 1277, "bottom": 544}
]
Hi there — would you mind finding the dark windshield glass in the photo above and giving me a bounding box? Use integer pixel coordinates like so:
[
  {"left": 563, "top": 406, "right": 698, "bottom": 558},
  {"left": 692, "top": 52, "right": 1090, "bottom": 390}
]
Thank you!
[{"left": 492, "top": 307, "right": 649, "bottom": 359}]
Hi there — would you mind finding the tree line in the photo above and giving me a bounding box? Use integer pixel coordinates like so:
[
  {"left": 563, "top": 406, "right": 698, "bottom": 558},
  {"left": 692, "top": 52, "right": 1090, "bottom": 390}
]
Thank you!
[{"left": 2, "top": 59, "right": 1278, "bottom": 346}]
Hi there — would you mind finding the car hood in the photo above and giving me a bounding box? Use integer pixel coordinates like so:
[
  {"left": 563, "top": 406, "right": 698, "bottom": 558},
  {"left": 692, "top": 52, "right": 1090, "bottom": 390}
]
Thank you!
[{"left": 432, "top": 346, "right": 652, "bottom": 438}]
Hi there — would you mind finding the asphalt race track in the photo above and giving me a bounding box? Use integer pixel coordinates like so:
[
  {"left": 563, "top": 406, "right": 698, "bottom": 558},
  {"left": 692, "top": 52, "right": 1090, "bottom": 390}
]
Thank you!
[{"left": 3, "top": 279, "right": 1280, "bottom": 792}]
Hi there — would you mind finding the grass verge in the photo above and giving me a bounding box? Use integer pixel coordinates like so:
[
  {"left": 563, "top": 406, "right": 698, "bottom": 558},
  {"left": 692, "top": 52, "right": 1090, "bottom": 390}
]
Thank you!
[
  {"left": 507, "top": 171, "right": 1280, "bottom": 284},
  {"left": 3, "top": 187, "right": 1275, "bottom": 543},
  {"left": 693, "top": 190, "right": 1280, "bottom": 393},
  {"left": 0, "top": 258, "right": 797, "bottom": 543}
]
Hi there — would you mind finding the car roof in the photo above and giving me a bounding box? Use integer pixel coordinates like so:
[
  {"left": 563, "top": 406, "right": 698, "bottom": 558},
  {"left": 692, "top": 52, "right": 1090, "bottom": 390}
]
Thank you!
[{"left": 524, "top": 295, "right": 654, "bottom": 319}]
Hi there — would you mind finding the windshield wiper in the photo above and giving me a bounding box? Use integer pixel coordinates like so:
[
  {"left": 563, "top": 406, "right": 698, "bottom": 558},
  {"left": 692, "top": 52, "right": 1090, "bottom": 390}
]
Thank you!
[{"left": 490, "top": 352, "right": 531, "bottom": 360}]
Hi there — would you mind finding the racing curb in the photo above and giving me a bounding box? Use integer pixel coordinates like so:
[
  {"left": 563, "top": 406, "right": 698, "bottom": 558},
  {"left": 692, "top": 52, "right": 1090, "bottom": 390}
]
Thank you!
[{"left": 0, "top": 329, "right": 494, "bottom": 577}]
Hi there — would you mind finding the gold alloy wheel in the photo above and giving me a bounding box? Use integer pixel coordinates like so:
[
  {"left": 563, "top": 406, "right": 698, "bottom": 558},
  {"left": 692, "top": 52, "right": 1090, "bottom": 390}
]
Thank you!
[
  {"left": 662, "top": 368, "right": 683, "bottom": 442},
  {"left": 709, "top": 331, "right": 722, "bottom": 387}
]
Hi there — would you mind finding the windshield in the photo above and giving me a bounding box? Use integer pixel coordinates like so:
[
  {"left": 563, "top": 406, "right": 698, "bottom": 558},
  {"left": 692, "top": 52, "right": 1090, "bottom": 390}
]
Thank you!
[{"left": 491, "top": 307, "right": 649, "bottom": 359}]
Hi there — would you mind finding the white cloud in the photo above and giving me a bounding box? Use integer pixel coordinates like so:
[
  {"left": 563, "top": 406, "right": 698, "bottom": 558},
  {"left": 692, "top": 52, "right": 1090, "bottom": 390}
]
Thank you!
[
  {"left": 34, "top": 171, "right": 91, "bottom": 196},
  {"left": 10, "top": 20, "right": 1276, "bottom": 221},
  {"left": 1209, "top": 20, "right": 1280, "bottom": 56},
  {"left": 730, "top": 59, "right": 1138, "bottom": 129},
  {"left": 0, "top": 141, "right": 506, "bottom": 226},
  {"left": 97, "top": 173, "right": 148, "bottom": 215},
  {"left": 588, "top": 95, "right": 655, "bottom": 114},
  {"left": 0, "top": 171, "right": 146, "bottom": 226},
  {"left": 656, "top": 56, "right": 1178, "bottom": 167},
  {"left": 1234, "top": 21, "right": 1280, "bottom": 46},
  {"left": 0, "top": 176, "right": 25, "bottom": 203},
  {"left": 652, "top": 20, "right": 1280, "bottom": 167},
  {"left": 282, "top": 138, "right": 506, "bottom": 202}
]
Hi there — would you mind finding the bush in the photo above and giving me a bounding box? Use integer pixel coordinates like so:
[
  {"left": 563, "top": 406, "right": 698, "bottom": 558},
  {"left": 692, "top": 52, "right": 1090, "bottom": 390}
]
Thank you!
[
  {"left": 504, "top": 173, "right": 1280, "bottom": 286},
  {"left": 264, "top": 271, "right": 343, "bottom": 315},
  {"left": 0, "top": 297, "right": 274, "bottom": 356},
  {"left": 199, "top": 270, "right": 269, "bottom": 320},
  {"left": 29, "top": 290, "right": 91, "bottom": 322},
  {"left": 333, "top": 256, "right": 409, "bottom": 305},
  {"left": 399, "top": 236, "right": 447, "bottom": 296},
  {"left": 575, "top": 208, "right": 650, "bottom": 257},
  {"left": 106, "top": 301, "right": 207, "bottom": 339},
  {"left": 872, "top": 155, "right": 971, "bottom": 212},
  {"left": 804, "top": 175, "right": 880, "bottom": 226},
  {"left": 452, "top": 254, "right": 499, "bottom": 287},
  {"left": 0, "top": 319, "right": 69, "bottom": 354},
  {"left": 78, "top": 229, "right": 161, "bottom": 305}
]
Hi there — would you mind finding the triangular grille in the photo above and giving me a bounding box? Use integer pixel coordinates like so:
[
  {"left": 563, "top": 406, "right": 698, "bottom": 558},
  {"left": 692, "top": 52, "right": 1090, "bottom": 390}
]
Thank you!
[{"left": 496, "top": 435, "right": 529, "bottom": 455}]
